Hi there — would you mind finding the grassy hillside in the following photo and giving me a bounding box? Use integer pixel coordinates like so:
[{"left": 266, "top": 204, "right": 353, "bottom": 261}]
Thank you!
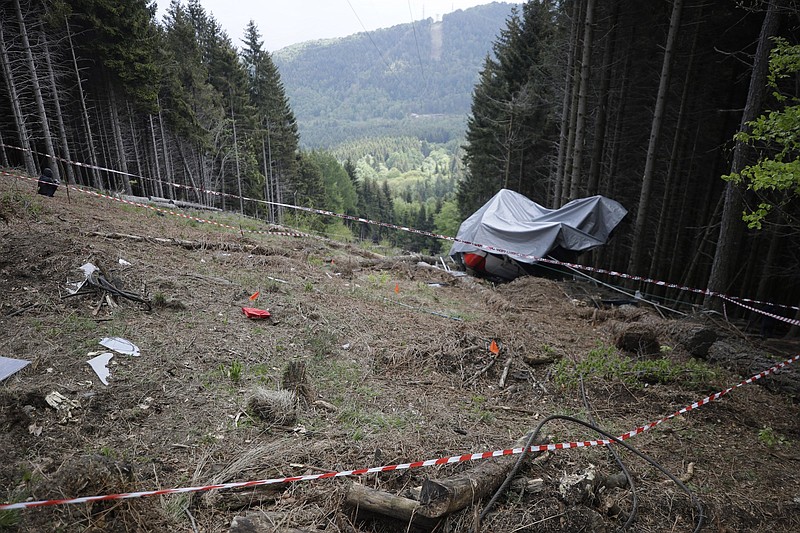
[
  {"left": 274, "top": 3, "right": 517, "bottom": 148},
  {"left": 2, "top": 174, "right": 800, "bottom": 532}
]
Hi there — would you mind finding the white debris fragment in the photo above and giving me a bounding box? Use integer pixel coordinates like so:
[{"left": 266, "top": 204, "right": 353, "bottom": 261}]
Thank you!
[
  {"left": 99, "top": 337, "right": 140, "bottom": 356},
  {"left": 87, "top": 352, "right": 114, "bottom": 385},
  {"left": 79, "top": 263, "right": 98, "bottom": 277},
  {"left": 118, "top": 258, "right": 132, "bottom": 266},
  {"left": 0, "top": 356, "right": 31, "bottom": 381},
  {"left": 66, "top": 262, "right": 99, "bottom": 294},
  {"left": 45, "top": 392, "right": 81, "bottom": 421}
]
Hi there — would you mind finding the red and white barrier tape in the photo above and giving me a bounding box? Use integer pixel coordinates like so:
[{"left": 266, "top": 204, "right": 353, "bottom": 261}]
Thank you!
[
  {"left": 1, "top": 171, "right": 310, "bottom": 239},
  {"left": 4, "top": 142, "right": 800, "bottom": 313},
  {"left": 721, "top": 295, "right": 800, "bottom": 327},
  {"left": 4, "top": 169, "right": 798, "bottom": 327},
  {"left": 1, "top": 353, "right": 797, "bottom": 511}
]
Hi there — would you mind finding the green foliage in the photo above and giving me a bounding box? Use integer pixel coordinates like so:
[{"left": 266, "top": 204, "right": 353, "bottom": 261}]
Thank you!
[
  {"left": 218, "top": 360, "right": 243, "bottom": 383},
  {"left": 305, "top": 151, "right": 358, "bottom": 215},
  {"left": 433, "top": 199, "right": 462, "bottom": 238},
  {"left": 554, "top": 345, "right": 717, "bottom": 390},
  {"left": 723, "top": 38, "right": 800, "bottom": 229},
  {"left": 307, "top": 328, "right": 337, "bottom": 359},
  {"left": 758, "top": 426, "right": 787, "bottom": 447},
  {"left": 0, "top": 509, "right": 19, "bottom": 527}
]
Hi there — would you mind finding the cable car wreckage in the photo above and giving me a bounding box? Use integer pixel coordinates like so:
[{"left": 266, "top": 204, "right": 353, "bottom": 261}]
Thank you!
[{"left": 450, "top": 189, "right": 627, "bottom": 281}]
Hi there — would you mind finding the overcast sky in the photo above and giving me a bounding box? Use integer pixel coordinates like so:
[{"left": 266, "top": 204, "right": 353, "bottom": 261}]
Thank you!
[{"left": 155, "top": 1, "right": 514, "bottom": 52}]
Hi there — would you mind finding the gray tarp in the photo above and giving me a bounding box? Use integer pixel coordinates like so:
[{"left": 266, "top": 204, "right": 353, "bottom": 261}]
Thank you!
[{"left": 449, "top": 189, "right": 627, "bottom": 263}]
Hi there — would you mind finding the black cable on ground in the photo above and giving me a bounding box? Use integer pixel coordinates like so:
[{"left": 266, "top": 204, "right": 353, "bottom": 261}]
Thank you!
[
  {"left": 478, "top": 415, "right": 704, "bottom": 533},
  {"left": 88, "top": 273, "right": 152, "bottom": 311},
  {"left": 580, "top": 377, "right": 638, "bottom": 530}
]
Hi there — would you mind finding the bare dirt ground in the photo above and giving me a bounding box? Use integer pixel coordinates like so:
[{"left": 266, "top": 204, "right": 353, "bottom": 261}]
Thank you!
[{"left": 2, "top": 175, "right": 800, "bottom": 533}]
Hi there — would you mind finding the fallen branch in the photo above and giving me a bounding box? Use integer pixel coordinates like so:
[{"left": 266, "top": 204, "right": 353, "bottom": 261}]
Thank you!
[
  {"left": 498, "top": 356, "right": 513, "bottom": 388},
  {"left": 464, "top": 353, "right": 499, "bottom": 386}
]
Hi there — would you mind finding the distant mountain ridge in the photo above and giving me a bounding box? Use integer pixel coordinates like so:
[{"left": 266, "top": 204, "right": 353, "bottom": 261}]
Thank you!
[{"left": 273, "top": 3, "right": 518, "bottom": 148}]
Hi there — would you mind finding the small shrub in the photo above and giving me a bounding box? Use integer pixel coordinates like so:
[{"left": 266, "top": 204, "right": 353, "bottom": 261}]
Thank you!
[
  {"left": 229, "top": 360, "right": 243, "bottom": 382},
  {"left": 554, "top": 344, "right": 717, "bottom": 390},
  {"left": 152, "top": 292, "right": 167, "bottom": 307},
  {"left": 758, "top": 427, "right": 786, "bottom": 447}
]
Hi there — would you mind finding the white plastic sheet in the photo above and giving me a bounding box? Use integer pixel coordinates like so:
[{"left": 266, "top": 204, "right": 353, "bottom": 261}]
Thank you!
[
  {"left": 0, "top": 356, "right": 31, "bottom": 381},
  {"left": 87, "top": 352, "right": 114, "bottom": 385},
  {"left": 99, "top": 337, "right": 140, "bottom": 357}
]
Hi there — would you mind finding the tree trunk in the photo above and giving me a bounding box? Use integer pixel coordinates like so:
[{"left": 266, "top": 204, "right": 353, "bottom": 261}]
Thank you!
[
  {"left": 628, "top": 0, "right": 683, "bottom": 277},
  {"left": 66, "top": 17, "right": 102, "bottom": 189},
  {"left": 604, "top": 26, "right": 634, "bottom": 201},
  {"left": 560, "top": 0, "right": 584, "bottom": 206},
  {"left": 126, "top": 101, "right": 143, "bottom": 195},
  {"left": 262, "top": 135, "right": 274, "bottom": 223},
  {"left": 231, "top": 99, "right": 244, "bottom": 214},
  {"left": 0, "top": 130, "right": 8, "bottom": 167},
  {"left": 704, "top": 0, "right": 782, "bottom": 309},
  {"left": 157, "top": 99, "right": 174, "bottom": 200},
  {"left": 0, "top": 16, "right": 36, "bottom": 175},
  {"left": 42, "top": 34, "right": 75, "bottom": 185},
  {"left": 586, "top": 3, "right": 618, "bottom": 197},
  {"left": 107, "top": 83, "right": 131, "bottom": 194},
  {"left": 568, "top": 0, "right": 596, "bottom": 200},
  {"left": 15, "top": 0, "right": 59, "bottom": 181},
  {"left": 648, "top": 19, "right": 698, "bottom": 283},
  {"left": 345, "top": 483, "right": 438, "bottom": 528},
  {"left": 148, "top": 114, "right": 163, "bottom": 198},
  {"left": 755, "top": 222, "right": 780, "bottom": 301},
  {"left": 554, "top": 0, "right": 580, "bottom": 206}
]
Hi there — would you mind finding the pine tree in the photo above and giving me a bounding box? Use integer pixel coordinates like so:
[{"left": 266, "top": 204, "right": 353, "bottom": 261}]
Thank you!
[
  {"left": 241, "top": 21, "right": 299, "bottom": 212},
  {"left": 458, "top": 2, "right": 559, "bottom": 218}
]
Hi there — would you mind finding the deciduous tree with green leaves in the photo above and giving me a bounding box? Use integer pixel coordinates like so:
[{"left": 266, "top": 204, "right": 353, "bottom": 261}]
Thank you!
[{"left": 723, "top": 38, "right": 800, "bottom": 230}]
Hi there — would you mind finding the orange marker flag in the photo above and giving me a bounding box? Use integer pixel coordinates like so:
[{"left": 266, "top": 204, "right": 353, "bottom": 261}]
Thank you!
[
  {"left": 249, "top": 291, "right": 260, "bottom": 301},
  {"left": 394, "top": 283, "right": 400, "bottom": 294},
  {"left": 489, "top": 339, "right": 500, "bottom": 355}
]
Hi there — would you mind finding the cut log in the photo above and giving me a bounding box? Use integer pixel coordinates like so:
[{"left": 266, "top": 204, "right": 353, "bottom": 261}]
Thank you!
[
  {"left": 707, "top": 338, "right": 800, "bottom": 397},
  {"left": 614, "top": 323, "right": 661, "bottom": 356},
  {"left": 661, "top": 320, "right": 717, "bottom": 357},
  {"left": 345, "top": 482, "right": 439, "bottom": 529},
  {"left": 417, "top": 435, "right": 540, "bottom": 519}
]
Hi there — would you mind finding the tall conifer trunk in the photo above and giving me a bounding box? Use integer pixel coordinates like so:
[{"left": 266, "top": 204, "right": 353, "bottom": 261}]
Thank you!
[
  {"left": 42, "top": 34, "right": 75, "bottom": 184},
  {"left": 107, "top": 83, "right": 132, "bottom": 194},
  {"left": 15, "top": 0, "right": 59, "bottom": 180},
  {"left": 148, "top": 114, "right": 164, "bottom": 198},
  {"left": 705, "top": 0, "right": 782, "bottom": 307},
  {"left": 568, "top": 0, "right": 595, "bottom": 200},
  {"left": 628, "top": 0, "right": 683, "bottom": 276},
  {"left": 1, "top": 14, "right": 35, "bottom": 174},
  {"left": 66, "top": 17, "right": 101, "bottom": 189},
  {"left": 554, "top": 0, "right": 580, "bottom": 206}
]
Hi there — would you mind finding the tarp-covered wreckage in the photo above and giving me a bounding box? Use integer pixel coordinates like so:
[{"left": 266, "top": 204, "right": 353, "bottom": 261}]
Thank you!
[{"left": 450, "top": 189, "right": 627, "bottom": 281}]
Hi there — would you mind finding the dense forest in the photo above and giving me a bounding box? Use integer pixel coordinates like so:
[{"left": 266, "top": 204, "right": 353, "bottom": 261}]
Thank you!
[
  {"left": 0, "top": 0, "right": 302, "bottom": 224},
  {"left": 460, "top": 0, "right": 800, "bottom": 311},
  {"left": 1, "top": 0, "right": 799, "bottom": 313}
]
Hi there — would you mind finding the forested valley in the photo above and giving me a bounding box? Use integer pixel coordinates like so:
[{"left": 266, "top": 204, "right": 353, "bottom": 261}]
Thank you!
[{"left": 1, "top": 0, "right": 799, "bottom": 314}]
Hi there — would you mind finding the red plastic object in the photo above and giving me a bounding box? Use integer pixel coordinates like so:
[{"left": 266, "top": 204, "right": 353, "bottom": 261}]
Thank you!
[{"left": 242, "top": 307, "right": 271, "bottom": 319}]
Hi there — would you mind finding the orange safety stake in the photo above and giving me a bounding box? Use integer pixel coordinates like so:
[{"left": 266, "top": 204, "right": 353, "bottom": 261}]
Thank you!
[
  {"left": 249, "top": 291, "right": 260, "bottom": 301},
  {"left": 489, "top": 339, "right": 500, "bottom": 354},
  {"left": 394, "top": 283, "right": 400, "bottom": 294}
]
